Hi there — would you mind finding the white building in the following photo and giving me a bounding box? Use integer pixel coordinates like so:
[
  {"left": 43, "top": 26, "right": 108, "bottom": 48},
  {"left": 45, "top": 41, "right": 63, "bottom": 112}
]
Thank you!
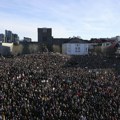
[
  {"left": 0, "top": 43, "right": 13, "bottom": 56},
  {"left": 62, "top": 43, "right": 89, "bottom": 55}
]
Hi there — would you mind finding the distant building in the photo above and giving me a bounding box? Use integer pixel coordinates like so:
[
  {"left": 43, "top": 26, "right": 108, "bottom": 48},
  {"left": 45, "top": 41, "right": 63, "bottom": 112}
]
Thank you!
[
  {"left": 38, "top": 28, "right": 53, "bottom": 50},
  {"left": 0, "top": 34, "right": 5, "bottom": 42},
  {"left": 23, "top": 37, "right": 32, "bottom": 42},
  {"left": 37, "top": 28, "right": 91, "bottom": 52},
  {"left": 5, "top": 30, "right": 13, "bottom": 43},
  {"left": 0, "top": 43, "right": 13, "bottom": 56},
  {"left": 38, "top": 28, "right": 52, "bottom": 44},
  {"left": 62, "top": 43, "right": 89, "bottom": 55},
  {"left": 12, "top": 34, "right": 19, "bottom": 43},
  {"left": 52, "top": 38, "right": 70, "bottom": 45},
  {"left": 111, "top": 36, "right": 120, "bottom": 42},
  {"left": 116, "top": 41, "right": 120, "bottom": 54},
  {"left": 5, "top": 30, "right": 19, "bottom": 43}
]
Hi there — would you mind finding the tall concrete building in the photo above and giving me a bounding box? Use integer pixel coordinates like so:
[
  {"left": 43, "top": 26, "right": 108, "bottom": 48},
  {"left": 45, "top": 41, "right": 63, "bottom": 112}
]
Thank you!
[
  {"left": 5, "top": 30, "right": 19, "bottom": 43},
  {"left": 12, "top": 34, "right": 19, "bottom": 43},
  {"left": 0, "top": 34, "right": 5, "bottom": 42},
  {"left": 5, "top": 30, "right": 13, "bottom": 43},
  {"left": 38, "top": 28, "right": 52, "bottom": 44}
]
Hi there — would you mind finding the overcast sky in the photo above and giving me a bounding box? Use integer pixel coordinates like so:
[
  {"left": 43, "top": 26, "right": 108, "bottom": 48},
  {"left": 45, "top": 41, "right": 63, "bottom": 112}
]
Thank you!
[{"left": 0, "top": 0, "right": 120, "bottom": 41}]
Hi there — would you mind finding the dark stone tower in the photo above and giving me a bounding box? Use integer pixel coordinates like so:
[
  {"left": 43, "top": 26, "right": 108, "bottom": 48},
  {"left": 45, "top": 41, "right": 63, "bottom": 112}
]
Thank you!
[
  {"left": 38, "top": 28, "right": 53, "bottom": 51},
  {"left": 38, "top": 28, "right": 52, "bottom": 43}
]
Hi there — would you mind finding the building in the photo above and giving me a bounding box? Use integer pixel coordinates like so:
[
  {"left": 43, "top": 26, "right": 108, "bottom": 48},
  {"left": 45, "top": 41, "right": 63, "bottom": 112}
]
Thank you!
[
  {"left": 114, "top": 41, "right": 120, "bottom": 55},
  {"left": 62, "top": 43, "right": 89, "bottom": 55},
  {"left": 5, "top": 30, "right": 13, "bottom": 43},
  {"left": 37, "top": 28, "right": 91, "bottom": 53},
  {"left": 12, "top": 34, "right": 19, "bottom": 43},
  {"left": 0, "top": 34, "right": 5, "bottom": 42},
  {"left": 23, "top": 37, "right": 32, "bottom": 42},
  {"left": 38, "top": 28, "right": 52, "bottom": 44},
  {"left": 0, "top": 43, "right": 13, "bottom": 56},
  {"left": 38, "top": 28, "right": 53, "bottom": 50},
  {"left": 4, "top": 30, "right": 19, "bottom": 43}
]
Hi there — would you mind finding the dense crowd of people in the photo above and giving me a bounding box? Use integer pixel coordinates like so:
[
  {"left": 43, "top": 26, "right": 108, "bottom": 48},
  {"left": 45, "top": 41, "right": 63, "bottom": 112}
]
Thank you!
[{"left": 0, "top": 53, "right": 120, "bottom": 120}]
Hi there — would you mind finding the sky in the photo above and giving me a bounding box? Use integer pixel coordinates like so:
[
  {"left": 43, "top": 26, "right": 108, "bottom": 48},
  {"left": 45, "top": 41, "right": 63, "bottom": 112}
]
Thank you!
[{"left": 0, "top": 0, "right": 120, "bottom": 41}]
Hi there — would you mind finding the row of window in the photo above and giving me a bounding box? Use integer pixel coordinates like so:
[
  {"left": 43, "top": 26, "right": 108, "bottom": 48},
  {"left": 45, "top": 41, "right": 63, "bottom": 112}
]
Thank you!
[
  {"left": 68, "top": 48, "right": 88, "bottom": 52},
  {"left": 75, "top": 47, "right": 80, "bottom": 52}
]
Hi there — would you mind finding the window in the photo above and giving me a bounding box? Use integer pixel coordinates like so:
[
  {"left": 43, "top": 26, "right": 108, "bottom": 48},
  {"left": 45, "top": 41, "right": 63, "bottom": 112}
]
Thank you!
[
  {"left": 78, "top": 47, "right": 80, "bottom": 51},
  {"left": 76, "top": 44, "right": 79, "bottom": 46},
  {"left": 75, "top": 47, "right": 78, "bottom": 52},
  {"left": 75, "top": 47, "right": 80, "bottom": 52}
]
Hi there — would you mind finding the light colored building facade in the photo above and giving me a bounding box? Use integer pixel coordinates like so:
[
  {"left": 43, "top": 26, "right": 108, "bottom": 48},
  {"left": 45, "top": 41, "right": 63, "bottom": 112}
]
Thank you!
[
  {"left": 0, "top": 43, "right": 13, "bottom": 56},
  {"left": 62, "top": 43, "right": 89, "bottom": 55}
]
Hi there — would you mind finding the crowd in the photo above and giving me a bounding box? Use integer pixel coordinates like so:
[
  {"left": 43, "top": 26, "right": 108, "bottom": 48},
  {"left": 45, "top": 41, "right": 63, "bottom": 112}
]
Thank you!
[{"left": 0, "top": 53, "right": 120, "bottom": 120}]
